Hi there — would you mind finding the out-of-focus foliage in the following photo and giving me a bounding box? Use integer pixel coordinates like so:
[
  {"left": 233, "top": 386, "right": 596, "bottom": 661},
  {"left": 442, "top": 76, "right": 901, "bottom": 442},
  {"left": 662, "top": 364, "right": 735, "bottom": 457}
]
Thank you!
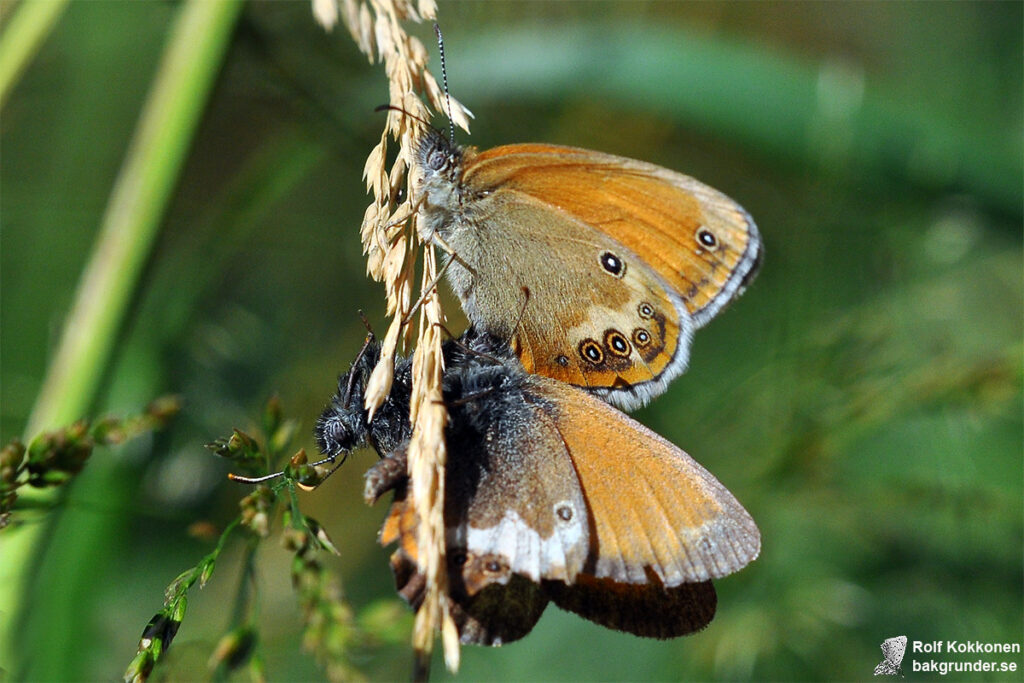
[{"left": 1, "top": 1, "right": 1020, "bottom": 680}]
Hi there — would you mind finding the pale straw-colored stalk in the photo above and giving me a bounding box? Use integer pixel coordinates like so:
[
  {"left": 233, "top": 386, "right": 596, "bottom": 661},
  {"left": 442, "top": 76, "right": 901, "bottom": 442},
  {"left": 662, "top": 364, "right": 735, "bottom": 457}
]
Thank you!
[{"left": 313, "top": 0, "right": 471, "bottom": 672}]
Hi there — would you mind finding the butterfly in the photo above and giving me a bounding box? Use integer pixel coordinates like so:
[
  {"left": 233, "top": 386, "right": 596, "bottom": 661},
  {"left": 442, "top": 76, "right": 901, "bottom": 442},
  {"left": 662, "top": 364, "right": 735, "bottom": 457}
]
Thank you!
[
  {"left": 874, "top": 635, "right": 907, "bottom": 677},
  {"left": 413, "top": 129, "right": 762, "bottom": 411},
  {"left": 315, "top": 330, "right": 760, "bottom": 644}
]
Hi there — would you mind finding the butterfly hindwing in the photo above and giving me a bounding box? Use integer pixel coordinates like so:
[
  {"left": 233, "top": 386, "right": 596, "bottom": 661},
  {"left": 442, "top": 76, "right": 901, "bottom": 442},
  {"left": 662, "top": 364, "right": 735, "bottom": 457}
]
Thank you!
[
  {"left": 444, "top": 367, "right": 591, "bottom": 587},
  {"left": 526, "top": 374, "right": 761, "bottom": 585}
]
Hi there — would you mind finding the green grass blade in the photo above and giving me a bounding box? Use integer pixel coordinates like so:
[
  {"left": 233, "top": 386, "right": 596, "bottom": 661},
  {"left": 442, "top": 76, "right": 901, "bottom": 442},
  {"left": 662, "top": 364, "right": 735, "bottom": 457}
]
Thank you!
[
  {"left": 0, "top": 0, "right": 70, "bottom": 109},
  {"left": 1, "top": 0, "right": 244, "bottom": 677}
]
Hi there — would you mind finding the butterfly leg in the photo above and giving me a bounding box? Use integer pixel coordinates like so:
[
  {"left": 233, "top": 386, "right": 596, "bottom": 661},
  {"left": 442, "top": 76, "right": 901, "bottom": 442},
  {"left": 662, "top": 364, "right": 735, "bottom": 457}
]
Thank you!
[{"left": 364, "top": 445, "right": 409, "bottom": 504}]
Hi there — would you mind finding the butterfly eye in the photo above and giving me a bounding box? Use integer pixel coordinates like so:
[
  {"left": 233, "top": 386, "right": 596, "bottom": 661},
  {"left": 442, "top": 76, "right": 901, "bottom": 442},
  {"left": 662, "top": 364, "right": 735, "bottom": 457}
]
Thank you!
[
  {"left": 427, "top": 148, "right": 448, "bottom": 171},
  {"left": 598, "top": 251, "right": 625, "bottom": 277},
  {"left": 696, "top": 227, "right": 719, "bottom": 250},
  {"left": 638, "top": 302, "right": 655, "bottom": 319},
  {"left": 605, "top": 330, "right": 631, "bottom": 357},
  {"left": 579, "top": 339, "right": 604, "bottom": 364}
]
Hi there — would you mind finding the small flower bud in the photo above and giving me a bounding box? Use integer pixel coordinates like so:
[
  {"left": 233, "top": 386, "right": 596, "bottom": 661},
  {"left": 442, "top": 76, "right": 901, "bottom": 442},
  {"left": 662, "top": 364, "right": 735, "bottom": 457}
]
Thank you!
[
  {"left": 209, "top": 626, "right": 256, "bottom": 671},
  {"left": 146, "top": 395, "right": 183, "bottom": 423},
  {"left": 0, "top": 440, "right": 25, "bottom": 470},
  {"left": 124, "top": 649, "right": 154, "bottom": 683},
  {"left": 239, "top": 487, "right": 274, "bottom": 538}
]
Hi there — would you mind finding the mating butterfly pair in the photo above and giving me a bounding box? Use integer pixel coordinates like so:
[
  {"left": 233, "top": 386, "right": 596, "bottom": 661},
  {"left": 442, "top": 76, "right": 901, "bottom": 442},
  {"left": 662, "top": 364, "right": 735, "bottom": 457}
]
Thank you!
[{"left": 315, "top": 130, "right": 763, "bottom": 644}]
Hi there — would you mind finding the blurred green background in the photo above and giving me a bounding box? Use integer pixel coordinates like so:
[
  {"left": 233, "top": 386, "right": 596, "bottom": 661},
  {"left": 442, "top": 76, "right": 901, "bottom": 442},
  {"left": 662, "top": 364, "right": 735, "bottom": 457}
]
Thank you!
[{"left": 1, "top": 1, "right": 1021, "bottom": 680}]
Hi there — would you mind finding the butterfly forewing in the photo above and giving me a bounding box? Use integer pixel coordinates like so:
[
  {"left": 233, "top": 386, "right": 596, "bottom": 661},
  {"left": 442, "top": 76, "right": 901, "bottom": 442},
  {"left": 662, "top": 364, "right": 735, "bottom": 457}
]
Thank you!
[
  {"left": 444, "top": 168, "right": 690, "bottom": 409},
  {"left": 467, "top": 144, "right": 761, "bottom": 325},
  {"left": 432, "top": 141, "right": 760, "bottom": 409}
]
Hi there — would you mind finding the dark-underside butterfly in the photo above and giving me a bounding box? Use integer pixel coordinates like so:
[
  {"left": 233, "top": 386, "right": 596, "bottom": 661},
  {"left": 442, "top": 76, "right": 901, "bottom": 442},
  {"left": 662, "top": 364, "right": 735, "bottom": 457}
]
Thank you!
[{"left": 314, "top": 330, "right": 760, "bottom": 645}]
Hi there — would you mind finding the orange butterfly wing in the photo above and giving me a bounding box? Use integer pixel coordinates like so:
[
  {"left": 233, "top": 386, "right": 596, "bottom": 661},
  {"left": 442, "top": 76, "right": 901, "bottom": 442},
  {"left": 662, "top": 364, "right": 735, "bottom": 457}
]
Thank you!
[
  {"left": 449, "top": 143, "right": 760, "bottom": 409},
  {"left": 468, "top": 144, "right": 761, "bottom": 326},
  {"left": 437, "top": 179, "right": 688, "bottom": 397},
  {"left": 531, "top": 375, "right": 761, "bottom": 585}
]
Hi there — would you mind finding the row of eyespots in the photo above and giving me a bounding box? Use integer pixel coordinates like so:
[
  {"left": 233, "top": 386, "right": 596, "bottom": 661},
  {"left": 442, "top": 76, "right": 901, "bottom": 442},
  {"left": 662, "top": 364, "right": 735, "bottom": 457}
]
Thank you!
[
  {"left": 635, "top": 302, "right": 656, "bottom": 347},
  {"left": 577, "top": 325, "right": 654, "bottom": 365},
  {"left": 600, "top": 232, "right": 720, "bottom": 279},
  {"left": 572, "top": 300, "right": 660, "bottom": 366},
  {"left": 556, "top": 326, "right": 652, "bottom": 367}
]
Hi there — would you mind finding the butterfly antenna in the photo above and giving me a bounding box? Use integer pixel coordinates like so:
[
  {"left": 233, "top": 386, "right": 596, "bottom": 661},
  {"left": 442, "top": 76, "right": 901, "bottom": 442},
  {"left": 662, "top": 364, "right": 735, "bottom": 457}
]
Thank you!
[
  {"left": 357, "top": 309, "right": 374, "bottom": 335},
  {"left": 434, "top": 23, "right": 456, "bottom": 145},
  {"left": 227, "top": 470, "right": 286, "bottom": 484},
  {"left": 343, "top": 331, "right": 376, "bottom": 410},
  {"left": 228, "top": 453, "right": 350, "bottom": 488},
  {"left": 299, "top": 453, "right": 350, "bottom": 490}
]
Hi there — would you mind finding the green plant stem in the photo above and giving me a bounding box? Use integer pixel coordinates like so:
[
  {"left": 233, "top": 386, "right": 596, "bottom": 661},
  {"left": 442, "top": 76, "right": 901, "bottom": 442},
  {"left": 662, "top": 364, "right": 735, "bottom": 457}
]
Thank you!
[
  {"left": 230, "top": 539, "right": 261, "bottom": 628},
  {"left": 24, "top": 0, "right": 243, "bottom": 437},
  {"left": 0, "top": 0, "right": 70, "bottom": 109},
  {"left": 0, "top": 0, "right": 243, "bottom": 676}
]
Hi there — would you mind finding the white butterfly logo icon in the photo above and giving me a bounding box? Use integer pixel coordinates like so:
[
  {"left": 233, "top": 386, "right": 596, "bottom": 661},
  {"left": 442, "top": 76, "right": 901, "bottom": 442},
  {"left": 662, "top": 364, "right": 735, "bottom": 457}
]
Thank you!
[{"left": 874, "top": 635, "right": 907, "bottom": 677}]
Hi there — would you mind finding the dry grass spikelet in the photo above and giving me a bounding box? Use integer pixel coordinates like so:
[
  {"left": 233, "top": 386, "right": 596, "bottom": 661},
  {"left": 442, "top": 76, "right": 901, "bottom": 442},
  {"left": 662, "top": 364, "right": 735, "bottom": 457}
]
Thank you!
[{"left": 314, "top": 0, "right": 471, "bottom": 673}]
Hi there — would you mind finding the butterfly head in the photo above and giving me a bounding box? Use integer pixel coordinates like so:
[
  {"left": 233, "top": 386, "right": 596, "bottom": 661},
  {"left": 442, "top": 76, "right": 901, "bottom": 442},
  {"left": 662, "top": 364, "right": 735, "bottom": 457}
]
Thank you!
[
  {"left": 414, "top": 127, "right": 469, "bottom": 240},
  {"left": 314, "top": 341, "right": 413, "bottom": 461}
]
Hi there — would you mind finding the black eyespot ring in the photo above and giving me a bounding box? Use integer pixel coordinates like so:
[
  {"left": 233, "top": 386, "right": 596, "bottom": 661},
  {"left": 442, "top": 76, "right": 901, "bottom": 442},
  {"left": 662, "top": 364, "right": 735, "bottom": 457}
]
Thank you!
[
  {"left": 633, "top": 328, "right": 652, "bottom": 347},
  {"left": 452, "top": 551, "right": 468, "bottom": 566},
  {"left": 579, "top": 339, "right": 604, "bottom": 364},
  {"left": 638, "top": 302, "right": 655, "bottom": 319},
  {"left": 555, "top": 355, "right": 570, "bottom": 367},
  {"left": 605, "top": 330, "right": 631, "bottom": 357},
  {"left": 556, "top": 504, "right": 573, "bottom": 522},
  {"left": 599, "top": 251, "right": 625, "bottom": 277},
  {"left": 485, "top": 560, "right": 502, "bottom": 573},
  {"left": 696, "top": 227, "right": 719, "bottom": 250}
]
